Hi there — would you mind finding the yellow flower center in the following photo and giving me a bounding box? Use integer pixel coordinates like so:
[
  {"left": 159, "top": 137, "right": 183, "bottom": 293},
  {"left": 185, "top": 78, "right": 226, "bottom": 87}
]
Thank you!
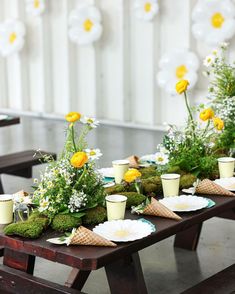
[
  {"left": 176, "top": 65, "right": 188, "bottom": 79},
  {"left": 90, "top": 151, "right": 96, "bottom": 156},
  {"left": 87, "top": 118, "right": 94, "bottom": 124},
  {"left": 9, "top": 32, "right": 17, "bottom": 44},
  {"left": 144, "top": 2, "right": 152, "bottom": 12},
  {"left": 83, "top": 19, "right": 94, "bottom": 32},
  {"left": 156, "top": 157, "right": 164, "bottom": 162},
  {"left": 34, "top": 0, "right": 40, "bottom": 8},
  {"left": 211, "top": 12, "right": 224, "bottom": 29}
]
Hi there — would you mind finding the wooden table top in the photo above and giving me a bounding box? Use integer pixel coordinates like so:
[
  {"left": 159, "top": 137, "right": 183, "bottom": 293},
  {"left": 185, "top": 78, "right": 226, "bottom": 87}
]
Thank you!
[
  {"left": 0, "top": 195, "right": 235, "bottom": 271},
  {"left": 0, "top": 116, "right": 20, "bottom": 128}
]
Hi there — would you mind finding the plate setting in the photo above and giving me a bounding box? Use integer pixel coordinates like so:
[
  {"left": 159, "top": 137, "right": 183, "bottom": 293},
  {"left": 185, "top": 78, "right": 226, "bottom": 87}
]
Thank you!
[
  {"left": 214, "top": 177, "right": 235, "bottom": 192},
  {"left": 159, "top": 195, "right": 209, "bottom": 212},
  {"left": 93, "top": 219, "right": 154, "bottom": 242}
]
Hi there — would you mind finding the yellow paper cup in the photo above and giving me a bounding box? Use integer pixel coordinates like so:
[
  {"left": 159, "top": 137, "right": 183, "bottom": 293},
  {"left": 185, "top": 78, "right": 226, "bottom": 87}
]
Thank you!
[
  {"left": 105, "top": 195, "right": 127, "bottom": 221},
  {"left": 112, "top": 160, "right": 129, "bottom": 184},
  {"left": 218, "top": 157, "right": 235, "bottom": 178},
  {"left": 0, "top": 195, "right": 13, "bottom": 224},
  {"left": 161, "top": 174, "right": 180, "bottom": 197}
]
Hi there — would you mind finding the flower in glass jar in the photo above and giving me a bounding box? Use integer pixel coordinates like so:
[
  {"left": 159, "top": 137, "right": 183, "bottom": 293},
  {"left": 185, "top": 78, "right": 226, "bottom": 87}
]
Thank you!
[
  {"left": 70, "top": 152, "right": 88, "bottom": 168},
  {"left": 199, "top": 108, "right": 214, "bottom": 121},
  {"left": 124, "top": 169, "right": 142, "bottom": 183},
  {"left": 65, "top": 112, "right": 81, "bottom": 123},
  {"left": 213, "top": 117, "right": 224, "bottom": 130}
]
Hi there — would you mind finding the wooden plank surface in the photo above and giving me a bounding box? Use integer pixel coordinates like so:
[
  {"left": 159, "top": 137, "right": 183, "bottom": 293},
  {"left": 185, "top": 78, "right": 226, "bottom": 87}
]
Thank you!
[{"left": 0, "top": 116, "right": 20, "bottom": 128}]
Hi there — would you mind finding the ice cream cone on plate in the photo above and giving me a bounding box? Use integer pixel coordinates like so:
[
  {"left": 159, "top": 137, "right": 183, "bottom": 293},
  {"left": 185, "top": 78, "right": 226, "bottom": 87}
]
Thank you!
[
  {"left": 69, "top": 226, "right": 117, "bottom": 247},
  {"left": 126, "top": 155, "right": 139, "bottom": 168},
  {"left": 143, "top": 197, "right": 182, "bottom": 221},
  {"left": 196, "top": 179, "right": 235, "bottom": 197}
]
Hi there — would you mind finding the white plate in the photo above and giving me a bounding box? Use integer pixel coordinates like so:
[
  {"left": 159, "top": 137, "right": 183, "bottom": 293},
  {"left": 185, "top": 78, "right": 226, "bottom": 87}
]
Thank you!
[
  {"left": 93, "top": 219, "right": 153, "bottom": 242},
  {"left": 103, "top": 182, "right": 115, "bottom": 188},
  {"left": 159, "top": 195, "right": 209, "bottom": 212},
  {"left": 47, "top": 237, "right": 69, "bottom": 245},
  {"left": 214, "top": 177, "right": 235, "bottom": 192},
  {"left": 97, "top": 167, "right": 114, "bottom": 178},
  {"left": 0, "top": 114, "right": 8, "bottom": 121}
]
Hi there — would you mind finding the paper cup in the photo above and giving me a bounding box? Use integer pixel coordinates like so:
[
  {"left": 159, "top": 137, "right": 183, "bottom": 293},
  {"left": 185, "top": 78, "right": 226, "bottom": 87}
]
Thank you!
[
  {"left": 161, "top": 174, "right": 180, "bottom": 197},
  {"left": 218, "top": 157, "right": 235, "bottom": 178},
  {"left": 105, "top": 195, "right": 127, "bottom": 221},
  {"left": 112, "top": 160, "right": 129, "bottom": 184},
  {"left": 0, "top": 195, "right": 13, "bottom": 224}
]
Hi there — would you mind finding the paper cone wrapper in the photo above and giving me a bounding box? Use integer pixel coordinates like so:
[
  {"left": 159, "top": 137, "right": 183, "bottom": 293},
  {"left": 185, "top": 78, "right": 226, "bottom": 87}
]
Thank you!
[
  {"left": 70, "top": 226, "right": 117, "bottom": 247},
  {"left": 196, "top": 179, "right": 235, "bottom": 197},
  {"left": 126, "top": 155, "right": 139, "bottom": 168},
  {"left": 143, "top": 198, "right": 182, "bottom": 221}
]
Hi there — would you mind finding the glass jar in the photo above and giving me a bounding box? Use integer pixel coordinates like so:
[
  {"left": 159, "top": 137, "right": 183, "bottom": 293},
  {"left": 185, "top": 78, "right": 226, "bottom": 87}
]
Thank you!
[{"left": 14, "top": 203, "right": 29, "bottom": 223}]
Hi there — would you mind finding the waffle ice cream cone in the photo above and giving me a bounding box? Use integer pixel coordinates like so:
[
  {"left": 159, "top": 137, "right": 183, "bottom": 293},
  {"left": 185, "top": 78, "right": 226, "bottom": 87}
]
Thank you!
[
  {"left": 69, "top": 226, "right": 117, "bottom": 247},
  {"left": 126, "top": 155, "right": 139, "bottom": 168},
  {"left": 143, "top": 198, "right": 182, "bottom": 221},
  {"left": 196, "top": 179, "right": 235, "bottom": 197}
]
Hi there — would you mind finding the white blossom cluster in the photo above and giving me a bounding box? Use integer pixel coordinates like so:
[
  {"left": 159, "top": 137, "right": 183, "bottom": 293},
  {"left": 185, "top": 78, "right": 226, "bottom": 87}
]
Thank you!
[
  {"left": 213, "top": 96, "right": 235, "bottom": 123},
  {"left": 68, "top": 190, "right": 88, "bottom": 213}
]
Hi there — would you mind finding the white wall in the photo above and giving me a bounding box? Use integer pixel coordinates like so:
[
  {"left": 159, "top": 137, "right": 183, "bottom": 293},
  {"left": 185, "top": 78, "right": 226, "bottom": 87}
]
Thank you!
[{"left": 0, "top": 0, "right": 235, "bottom": 128}]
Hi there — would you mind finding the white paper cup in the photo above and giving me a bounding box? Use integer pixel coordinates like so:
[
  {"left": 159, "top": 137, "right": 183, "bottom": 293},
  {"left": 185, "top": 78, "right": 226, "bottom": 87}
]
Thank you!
[
  {"left": 161, "top": 174, "right": 180, "bottom": 197},
  {"left": 218, "top": 157, "right": 235, "bottom": 178},
  {"left": 112, "top": 160, "right": 129, "bottom": 184},
  {"left": 105, "top": 195, "right": 127, "bottom": 221},
  {"left": 0, "top": 195, "right": 13, "bottom": 224}
]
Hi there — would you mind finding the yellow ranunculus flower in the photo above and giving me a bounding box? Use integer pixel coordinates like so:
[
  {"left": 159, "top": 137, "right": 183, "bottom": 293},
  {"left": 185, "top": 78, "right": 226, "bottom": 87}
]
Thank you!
[
  {"left": 175, "top": 80, "right": 189, "bottom": 94},
  {"left": 199, "top": 108, "right": 214, "bottom": 121},
  {"left": 213, "top": 117, "right": 224, "bottom": 131},
  {"left": 70, "top": 152, "right": 88, "bottom": 168},
  {"left": 124, "top": 169, "right": 142, "bottom": 183},
  {"left": 65, "top": 112, "right": 81, "bottom": 123}
]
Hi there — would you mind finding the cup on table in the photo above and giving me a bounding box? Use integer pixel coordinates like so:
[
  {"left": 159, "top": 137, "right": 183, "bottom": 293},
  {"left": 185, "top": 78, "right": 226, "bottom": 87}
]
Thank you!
[
  {"left": 0, "top": 194, "right": 13, "bottom": 224},
  {"left": 218, "top": 157, "right": 235, "bottom": 178},
  {"left": 161, "top": 174, "right": 181, "bottom": 197},
  {"left": 105, "top": 195, "right": 127, "bottom": 221},
  {"left": 112, "top": 160, "right": 129, "bottom": 184}
]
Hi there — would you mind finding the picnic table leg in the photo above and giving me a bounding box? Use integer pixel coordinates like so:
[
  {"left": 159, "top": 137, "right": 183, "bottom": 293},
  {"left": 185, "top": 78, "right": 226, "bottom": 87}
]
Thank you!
[
  {"left": 65, "top": 268, "right": 91, "bottom": 290},
  {"left": 174, "top": 223, "right": 203, "bottom": 251},
  {"left": 3, "top": 248, "right": 35, "bottom": 274},
  {"left": 105, "top": 252, "right": 148, "bottom": 294}
]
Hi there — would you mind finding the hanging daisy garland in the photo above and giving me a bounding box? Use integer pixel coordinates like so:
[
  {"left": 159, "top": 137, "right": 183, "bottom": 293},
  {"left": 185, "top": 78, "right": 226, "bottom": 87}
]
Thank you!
[
  {"left": 192, "top": 0, "right": 235, "bottom": 46},
  {"left": 68, "top": 3, "right": 103, "bottom": 46},
  {"left": 134, "top": 0, "right": 159, "bottom": 22},
  {"left": 26, "top": 0, "right": 45, "bottom": 17},
  {"left": 157, "top": 49, "right": 199, "bottom": 95},
  {"left": 0, "top": 19, "right": 26, "bottom": 57}
]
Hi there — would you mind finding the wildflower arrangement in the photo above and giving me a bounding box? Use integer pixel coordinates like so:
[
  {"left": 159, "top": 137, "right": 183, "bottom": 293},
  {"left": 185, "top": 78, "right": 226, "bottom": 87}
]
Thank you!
[
  {"left": 33, "top": 112, "right": 106, "bottom": 220},
  {"left": 124, "top": 168, "right": 142, "bottom": 194}
]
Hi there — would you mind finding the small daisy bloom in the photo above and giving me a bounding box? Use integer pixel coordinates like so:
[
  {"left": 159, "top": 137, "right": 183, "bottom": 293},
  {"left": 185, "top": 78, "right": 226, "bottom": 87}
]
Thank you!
[
  {"left": 157, "top": 49, "right": 199, "bottom": 95},
  {"left": 68, "top": 3, "right": 103, "bottom": 45},
  {"left": 0, "top": 19, "right": 26, "bottom": 57},
  {"left": 134, "top": 0, "right": 159, "bottom": 22},
  {"left": 38, "top": 197, "right": 50, "bottom": 212},
  {"left": 80, "top": 116, "right": 99, "bottom": 128},
  {"left": 154, "top": 152, "right": 169, "bottom": 165},
  {"left": 203, "top": 54, "right": 216, "bottom": 67},
  {"left": 26, "top": 0, "right": 45, "bottom": 17},
  {"left": 192, "top": 0, "right": 235, "bottom": 46},
  {"left": 85, "top": 148, "right": 103, "bottom": 160}
]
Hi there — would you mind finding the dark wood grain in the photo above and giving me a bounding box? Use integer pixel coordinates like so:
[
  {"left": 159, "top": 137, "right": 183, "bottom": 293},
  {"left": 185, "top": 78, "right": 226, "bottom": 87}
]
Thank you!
[
  {"left": 65, "top": 268, "right": 90, "bottom": 290},
  {"left": 0, "top": 116, "right": 20, "bottom": 128}
]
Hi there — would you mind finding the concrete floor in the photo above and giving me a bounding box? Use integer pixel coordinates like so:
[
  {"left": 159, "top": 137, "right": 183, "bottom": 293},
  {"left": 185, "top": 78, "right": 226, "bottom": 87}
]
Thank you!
[{"left": 0, "top": 116, "right": 234, "bottom": 294}]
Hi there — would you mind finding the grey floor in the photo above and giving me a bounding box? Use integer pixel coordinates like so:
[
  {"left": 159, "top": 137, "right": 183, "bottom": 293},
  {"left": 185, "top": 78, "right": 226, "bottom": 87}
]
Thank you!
[{"left": 0, "top": 116, "right": 235, "bottom": 294}]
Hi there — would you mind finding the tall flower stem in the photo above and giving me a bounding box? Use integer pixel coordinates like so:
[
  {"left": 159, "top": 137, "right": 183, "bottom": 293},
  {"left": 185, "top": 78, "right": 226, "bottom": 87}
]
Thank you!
[
  {"left": 183, "top": 92, "right": 195, "bottom": 136},
  {"left": 71, "top": 124, "right": 77, "bottom": 153}
]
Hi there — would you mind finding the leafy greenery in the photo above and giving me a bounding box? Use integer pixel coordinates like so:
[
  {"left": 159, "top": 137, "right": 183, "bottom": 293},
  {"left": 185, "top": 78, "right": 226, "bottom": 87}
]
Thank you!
[{"left": 51, "top": 214, "right": 82, "bottom": 232}]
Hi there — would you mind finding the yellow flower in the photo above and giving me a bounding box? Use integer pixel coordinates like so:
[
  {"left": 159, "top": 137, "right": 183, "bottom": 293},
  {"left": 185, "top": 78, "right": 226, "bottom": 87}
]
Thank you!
[
  {"left": 175, "top": 80, "right": 189, "bottom": 94},
  {"left": 213, "top": 117, "right": 224, "bottom": 131},
  {"left": 70, "top": 152, "right": 88, "bottom": 168},
  {"left": 65, "top": 112, "right": 81, "bottom": 123},
  {"left": 199, "top": 108, "right": 214, "bottom": 121},
  {"left": 124, "top": 169, "right": 142, "bottom": 183}
]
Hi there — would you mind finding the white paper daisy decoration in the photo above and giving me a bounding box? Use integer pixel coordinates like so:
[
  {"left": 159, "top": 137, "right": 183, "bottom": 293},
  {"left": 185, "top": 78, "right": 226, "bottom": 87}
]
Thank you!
[
  {"left": 134, "top": 0, "right": 159, "bottom": 22},
  {"left": 192, "top": 0, "right": 235, "bottom": 46},
  {"left": 68, "top": 3, "right": 103, "bottom": 46},
  {"left": 157, "top": 49, "right": 199, "bottom": 95},
  {"left": 0, "top": 19, "right": 26, "bottom": 57},
  {"left": 26, "top": 0, "right": 45, "bottom": 17}
]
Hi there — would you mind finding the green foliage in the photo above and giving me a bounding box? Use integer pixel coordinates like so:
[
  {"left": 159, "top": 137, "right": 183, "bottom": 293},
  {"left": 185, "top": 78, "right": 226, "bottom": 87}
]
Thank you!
[
  {"left": 180, "top": 174, "right": 197, "bottom": 189},
  {"left": 51, "top": 214, "right": 82, "bottom": 232},
  {"left": 82, "top": 206, "right": 107, "bottom": 225},
  {"left": 142, "top": 176, "right": 162, "bottom": 196},
  {"left": 105, "top": 184, "right": 126, "bottom": 195},
  {"left": 119, "top": 192, "right": 146, "bottom": 209},
  {"left": 140, "top": 167, "right": 158, "bottom": 179},
  {"left": 215, "top": 122, "right": 235, "bottom": 152}
]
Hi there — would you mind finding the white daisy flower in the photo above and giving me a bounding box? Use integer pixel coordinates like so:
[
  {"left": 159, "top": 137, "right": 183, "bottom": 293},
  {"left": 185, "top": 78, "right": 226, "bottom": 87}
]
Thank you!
[
  {"left": 154, "top": 152, "right": 169, "bottom": 165},
  {"left": 203, "top": 54, "right": 216, "bottom": 67},
  {"left": 157, "top": 49, "right": 199, "bottom": 95},
  {"left": 85, "top": 148, "right": 103, "bottom": 160},
  {"left": 0, "top": 19, "right": 26, "bottom": 57},
  {"left": 80, "top": 116, "right": 99, "bottom": 128},
  {"left": 192, "top": 0, "right": 235, "bottom": 46},
  {"left": 68, "top": 3, "right": 103, "bottom": 46},
  {"left": 26, "top": 0, "right": 45, "bottom": 17},
  {"left": 134, "top": 0, "right": 159, "bottom": 22},
  {"left": 38, "top": 197, "right": 50, "bottom": 212}
]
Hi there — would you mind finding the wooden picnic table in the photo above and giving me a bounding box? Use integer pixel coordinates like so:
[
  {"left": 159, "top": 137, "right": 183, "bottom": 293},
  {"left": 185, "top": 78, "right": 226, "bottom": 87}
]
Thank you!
[
  {"left": 0, "top": 115, "right": 20, "bottom": 128},
  {"left": 0, "top": 194, "right": 234, "bottom": 294}
]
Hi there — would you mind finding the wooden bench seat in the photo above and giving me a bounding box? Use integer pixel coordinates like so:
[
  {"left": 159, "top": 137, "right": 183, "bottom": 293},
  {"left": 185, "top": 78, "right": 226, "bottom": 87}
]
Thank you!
[
  {"left": 182, "top": 264, "right": 235, "bottom": 294},
  {"left": 0, "top": 264, "right": 85, "bottom": 294},
  {"left": 0, "top": 150, "right": 56, "bottom": 194}
]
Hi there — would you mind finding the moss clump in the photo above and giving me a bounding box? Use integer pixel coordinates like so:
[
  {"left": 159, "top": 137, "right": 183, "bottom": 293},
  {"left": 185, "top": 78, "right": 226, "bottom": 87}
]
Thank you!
[
  {"left": 180, "top": 174, "right": 197, "bottom": 189},
  {"left": 140, "top": 167, "right": 158, "bottom": 179},
  {"left": 28, "top": 211, "right": 49, "bottom": 229},
  {"left": 105, "top": 184, "right": 126, "bottom": 195},
  {"left": 4, "top": 221, "right": 44, "bottom": 239},
  {"left": 142, "top": 176, "right": 162, "bottom": 195},
  {"left": 82, "top": 206, "right": 107, "bottom": 225},
  {"left": 119, "top": 192, "right": 146, "bottom": 209},
  {"left": 167, "top": 166, "right": 184, "bottom": 175},
  {"left": 51, "top": 214, "right": 82, "bottom": 232}
]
